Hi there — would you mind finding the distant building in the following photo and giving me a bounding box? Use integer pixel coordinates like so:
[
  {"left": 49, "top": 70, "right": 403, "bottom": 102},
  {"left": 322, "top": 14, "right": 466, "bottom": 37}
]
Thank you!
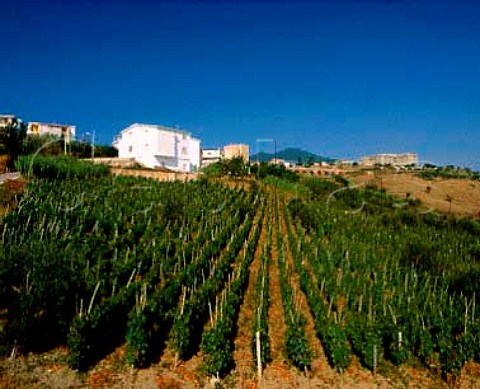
[
  {"left": 223, "top": 144, "right": 249, "bottom": 163},
  {"left": 360, "top": 153, "right": 418, "bottom": 167},
  {"left": 270, "top": 158, "right": 285, "bottom": 165},
  {"left": 0, "top": 114, "right": 17, "bottom": 128},
  {"left": 335, "top": 159, "right": 356, "bottom": 166},
  {"left": 201, "top": 148, "right": 222, "bottom": 166},
  {"left": 113, "top": 123, "right": 200, "bottom": 172},
  {"left": 28, "top": 121, "right": 76, "bottom": 143},
  {"left": 270, "top": 158, "right": 295, "bottom": 168}
]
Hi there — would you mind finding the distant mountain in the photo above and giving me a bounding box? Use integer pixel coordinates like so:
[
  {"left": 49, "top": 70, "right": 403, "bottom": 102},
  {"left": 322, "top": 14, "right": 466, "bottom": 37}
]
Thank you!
[{"left": 250, "top": 147, "right": 335, "bottom": 164}]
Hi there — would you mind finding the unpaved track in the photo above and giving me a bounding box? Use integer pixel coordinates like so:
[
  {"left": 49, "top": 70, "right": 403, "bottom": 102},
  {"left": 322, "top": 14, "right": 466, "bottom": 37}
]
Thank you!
[{"left": 261, "top": 193, "right": 299, "bottom": 389}]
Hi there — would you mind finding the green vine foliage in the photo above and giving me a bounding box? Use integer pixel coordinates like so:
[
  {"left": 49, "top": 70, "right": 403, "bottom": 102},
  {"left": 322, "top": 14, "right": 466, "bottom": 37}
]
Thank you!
[
  {"left": 285, "top": 176, "right": 480, "bottom": 380},
  {"left": 0, "top": 173, "right": 259, "bottom": 369},
  {"left": 252, "top": 248, "right": 270, "bottom": 367},
  {"left": 275, "top": 199, "right": 312, "bottom": 371},
  {"left": 68, "top": 292, "right": 133, "bottom": 371},
  {"left": 171, "top": 200, "right": 259, "bottom": 361},
  {"left": 201, "top": 203, "right": 264, "bottom": 377},
  {"left": 125, "top": 311, "right": 150, "bottom": 367}
]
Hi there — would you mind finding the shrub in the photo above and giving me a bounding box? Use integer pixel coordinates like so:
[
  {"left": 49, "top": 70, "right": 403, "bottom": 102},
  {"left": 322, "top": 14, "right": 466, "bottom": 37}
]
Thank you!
[{"left": 16, "top": 155, "right": 109, "bottom": 180}]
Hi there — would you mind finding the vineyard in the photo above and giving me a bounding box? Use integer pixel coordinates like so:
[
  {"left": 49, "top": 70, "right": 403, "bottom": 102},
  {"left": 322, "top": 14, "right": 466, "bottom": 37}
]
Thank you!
[{"left": 1, "top": 160, "right": 480, "bottom": 388}]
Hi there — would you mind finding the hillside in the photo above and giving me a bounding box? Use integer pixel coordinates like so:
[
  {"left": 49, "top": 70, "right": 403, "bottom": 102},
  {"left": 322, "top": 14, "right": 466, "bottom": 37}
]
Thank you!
[
  {"left": 2, "top": 162, "right": 480, "bottom": 389},
  {"left": 250, "top": 147, "right": 335, "bottom": 164},
  {"left": 348, "top": 170, "right": 480, "bottom": 218}
]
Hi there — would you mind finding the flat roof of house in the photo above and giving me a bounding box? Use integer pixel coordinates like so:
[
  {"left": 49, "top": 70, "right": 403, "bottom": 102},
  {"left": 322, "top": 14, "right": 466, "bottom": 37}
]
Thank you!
[
  {"left": 29, "top": 121, "right": 75, "bottom": 128},
  {"left": 362, "top": 152, "right": 417, "bottom": 156},
  {"left": 118, "top": 123, "right": 200, "bottom": 140}
]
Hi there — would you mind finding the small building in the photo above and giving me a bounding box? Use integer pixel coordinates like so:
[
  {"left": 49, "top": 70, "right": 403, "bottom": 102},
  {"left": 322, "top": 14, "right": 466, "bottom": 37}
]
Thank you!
[
  {"left": 0, "top": 114, "right": 17, "bottom": 128},
  {"left": 335, "top": 159, "right": 356, "bottom": 166},
  {"left": 201, "top": 148, "right": 222, "bottom": 166},
  {"left": 223, "top": 144, "right": 249, "bottom": 163},
  {"left": 269, "top": 158, "right": 286, "bottom": 165},
  {"left": 112, "top": 123, "right": 200, "bottom": 172},
  {"left": 28, "top": 121, "right": 76, "bottom": 143},
  {"left": 270, "top": 158, "right": 294, "bottom": 168},
  {"left": 360, "top": 153, "right": 418, "bottom": 167}
]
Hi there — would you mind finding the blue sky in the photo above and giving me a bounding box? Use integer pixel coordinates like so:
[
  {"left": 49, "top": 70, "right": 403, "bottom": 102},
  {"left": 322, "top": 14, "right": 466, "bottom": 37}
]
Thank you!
[{"left": 1, "top": 0, "right": 479, "bottom": 167}]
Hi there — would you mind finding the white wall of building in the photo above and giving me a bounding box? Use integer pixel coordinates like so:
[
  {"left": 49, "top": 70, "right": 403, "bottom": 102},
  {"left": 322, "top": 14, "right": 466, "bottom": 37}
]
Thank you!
[
  {"left": 201, "top": 148, "right": 222, "bottom": 166},
  {"left": 113, "top": 123, "right": 201, "bottom": 172},
  {"left": 187, "top": 138, "right": 201, "bottom": 171}
]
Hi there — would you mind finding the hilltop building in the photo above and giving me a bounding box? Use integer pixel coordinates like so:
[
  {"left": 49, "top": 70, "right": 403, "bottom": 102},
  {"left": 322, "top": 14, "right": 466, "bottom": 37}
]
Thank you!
[
  {"left": 27, "top": 121, "right": 76, "bottom": 143},
  {"left": 201, "top": 148, "right": 222, "bottom": 166},
  {"left": 113, "top": 123, "right": 200, "bottom": 172},
  {"left": 360, "top": 153, "right": 418, "bottom": 167},
  {"left": 223, "top": 144, "right": 249, "bottom": 163},
  {"left": 269, "top": 158, "right": 285, "bottom": 165}
]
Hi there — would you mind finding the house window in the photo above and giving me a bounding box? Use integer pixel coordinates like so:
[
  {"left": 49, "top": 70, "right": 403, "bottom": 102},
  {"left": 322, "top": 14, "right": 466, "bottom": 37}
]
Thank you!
[
  {"left": 181, "top": 146, "right": 188, "bottom": 155},
  {"left": 128, "top": 145, "right": 133, "bottom": 153}
]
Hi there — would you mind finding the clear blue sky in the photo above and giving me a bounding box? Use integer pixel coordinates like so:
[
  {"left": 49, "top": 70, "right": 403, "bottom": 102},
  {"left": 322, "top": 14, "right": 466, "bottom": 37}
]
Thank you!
[{"left": 1, "top": 0, "right": 479, "bottom": 167}]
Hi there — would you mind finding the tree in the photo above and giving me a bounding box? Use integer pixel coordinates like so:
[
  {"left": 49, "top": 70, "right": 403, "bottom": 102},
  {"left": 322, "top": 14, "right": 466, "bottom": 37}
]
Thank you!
[
  {"left": 225, "top": 157, "right": 246, "bottom": 178},
  {"left": 445, "top": 194, "right": 453, "bottom": 215},
  {"left": 0, "top": 119, "right": 27, "bottom": 171}
]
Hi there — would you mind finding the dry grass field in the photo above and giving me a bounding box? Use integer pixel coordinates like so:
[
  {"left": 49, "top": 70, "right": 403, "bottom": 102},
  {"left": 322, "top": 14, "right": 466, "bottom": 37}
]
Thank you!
[{"left": 348, "top": 171, "right": 480, "bottom": 218}]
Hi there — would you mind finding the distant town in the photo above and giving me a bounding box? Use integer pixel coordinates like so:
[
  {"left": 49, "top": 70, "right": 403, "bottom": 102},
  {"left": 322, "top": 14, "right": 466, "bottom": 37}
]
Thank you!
[{"left": 1, "top": 114, "right": 419, "bottom": 173}]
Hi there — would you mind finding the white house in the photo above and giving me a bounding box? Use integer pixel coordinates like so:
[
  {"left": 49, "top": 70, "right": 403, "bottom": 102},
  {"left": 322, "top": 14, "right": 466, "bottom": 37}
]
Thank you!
[
  {"left": 27, "top": 121, "right": 76, "bottom": 143},
  {"left": 112, "top": 123, "right": 201, "bottom": 172},
  {"left": 201, "top": 148, "right": 222, "bottom": 166},
  {"left": 0, "top": 114, "right": 17, "bottom": 128}
]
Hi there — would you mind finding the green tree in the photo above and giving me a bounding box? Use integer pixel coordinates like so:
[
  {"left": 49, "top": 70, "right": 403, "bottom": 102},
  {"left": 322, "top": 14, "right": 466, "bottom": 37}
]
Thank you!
[
  {"left": 0, "top": 119, "right": 27, "bottom": 171},
  {"left": 224, "top": 157, "right": 246, "bottom": 178}
]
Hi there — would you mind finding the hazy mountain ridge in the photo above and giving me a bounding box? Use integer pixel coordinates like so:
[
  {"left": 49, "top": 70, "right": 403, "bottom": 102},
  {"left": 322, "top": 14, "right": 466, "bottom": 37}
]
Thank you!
[{"left": 250, "top": 147, "right": 335, "bottom": 164}]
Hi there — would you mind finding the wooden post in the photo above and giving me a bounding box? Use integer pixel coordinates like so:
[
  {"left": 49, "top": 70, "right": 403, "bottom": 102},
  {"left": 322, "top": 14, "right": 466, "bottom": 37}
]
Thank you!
[
  {"left": 373, "top": 344, "right": 377, "bottom": 375},
  {"left": 208, "top": 300, "right": 213, "bottom": 325},
  {"left": 256, "top": 331, "right": 263, "bottom": 380},
  {"left": 180, "top": 287, "right": 186, "bottom": 315}
]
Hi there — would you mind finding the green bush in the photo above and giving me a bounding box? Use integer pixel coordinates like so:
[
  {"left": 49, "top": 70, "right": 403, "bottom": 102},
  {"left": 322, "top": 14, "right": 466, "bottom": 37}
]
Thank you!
[{"left": 16, "top": 155, "right": 109, "bottom": 180}]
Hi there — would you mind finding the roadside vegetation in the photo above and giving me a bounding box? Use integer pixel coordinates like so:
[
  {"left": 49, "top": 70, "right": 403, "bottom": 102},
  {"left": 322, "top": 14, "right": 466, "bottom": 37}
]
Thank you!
[{"left": 15, "top": 155, "right": 109, "bottom": 180}]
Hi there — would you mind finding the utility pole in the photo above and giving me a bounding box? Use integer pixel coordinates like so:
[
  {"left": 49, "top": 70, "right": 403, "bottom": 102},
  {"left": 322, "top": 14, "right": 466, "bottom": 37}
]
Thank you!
[{"left": 91, "top": 131, "right": 95, "bottom": 159}]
